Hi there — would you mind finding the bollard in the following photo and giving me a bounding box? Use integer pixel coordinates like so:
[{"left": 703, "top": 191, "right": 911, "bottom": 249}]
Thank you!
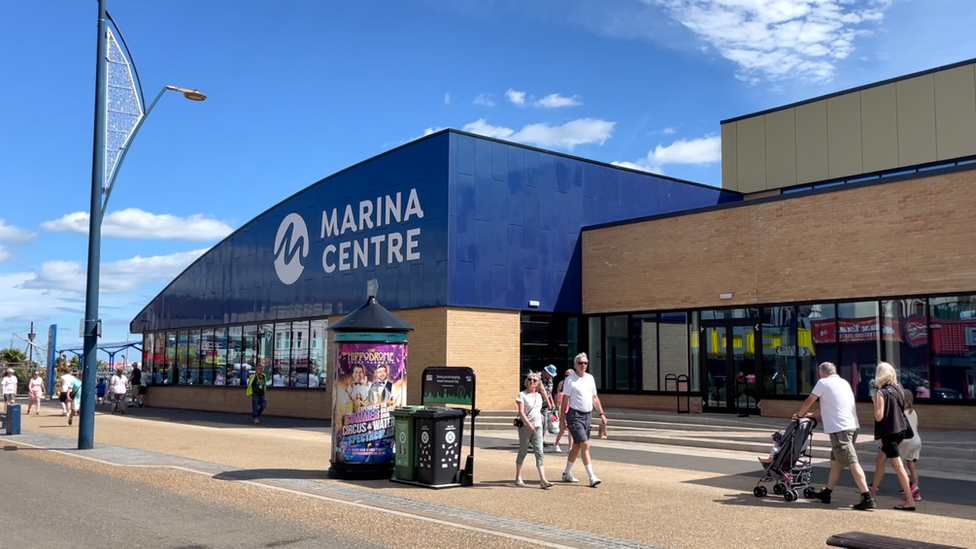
[{"left": 5, "top": 403, "right": 21, "bottom": 435}]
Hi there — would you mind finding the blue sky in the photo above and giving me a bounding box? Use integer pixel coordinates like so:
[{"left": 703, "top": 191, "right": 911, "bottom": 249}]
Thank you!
[{"left": 1, "top": 0, "right": 975, "bottom": 359}]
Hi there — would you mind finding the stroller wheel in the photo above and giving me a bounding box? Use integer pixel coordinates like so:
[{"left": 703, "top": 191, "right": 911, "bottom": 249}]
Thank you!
[
  {"left": 803, "top": 487, "right": 816, "bottom": 499},
  {"left": 785, "top": 490, "right": 798, "bottom": 502},
  {"left": 773, "top": 483, "right": 785, "bottom": 495},
  {"left": 753, "top": 486, "right": 767, "bottom": 498}
]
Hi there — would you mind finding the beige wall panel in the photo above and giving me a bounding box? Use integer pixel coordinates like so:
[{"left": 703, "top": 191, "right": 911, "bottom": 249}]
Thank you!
[
  {"left": 897, "top": 74, "right": 938, "bottom": 166},
  {"left": 860, "top": 83, "right": 899, "bottom": 172},
  {"left": 764, "top": 109, "right": 797, "bottom": 188},
  {"left": 935, "top": 65, "right": 976, "bottom": 160},
  {"left": 721, "top": 122, "right": 738, "bottom": 191},
  {"left": 794, "top": 102, "right": 829, "bottom": 184},
  {"left": 583, "top": 169, "right": 976, "bottom": 313},
  {"left": 445, "top": 308, "right": 520, "bottom": 411},
  {"left": 826, "top": 93, "right": 863, "bottom": 178},
  {"left": 735, "top": 115, "right": 766, "bottom": 193}
]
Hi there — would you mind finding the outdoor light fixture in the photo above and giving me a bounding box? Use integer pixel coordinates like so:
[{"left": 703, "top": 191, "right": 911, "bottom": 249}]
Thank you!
[
  {"left": 528, "top": 300, "right": 540, "bottom": 308},
  {"left": 167, "top": 85, "right": 207, "bottom": 102},
  {"left": 719, "top": 293, "right": 733, "bottom": 300}
]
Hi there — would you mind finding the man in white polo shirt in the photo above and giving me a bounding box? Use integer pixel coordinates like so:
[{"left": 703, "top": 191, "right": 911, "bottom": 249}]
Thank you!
[
  {"left": 560, "top": 352, "right": 607, "bottom": 487},
  {"left": 794, "top": 361, "right": 875, "bottom": 510}
]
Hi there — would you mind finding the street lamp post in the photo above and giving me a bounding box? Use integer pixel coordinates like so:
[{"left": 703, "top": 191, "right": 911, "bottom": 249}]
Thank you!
[{"left": 79, "top": 0, "right": 205, "bottom": 449}]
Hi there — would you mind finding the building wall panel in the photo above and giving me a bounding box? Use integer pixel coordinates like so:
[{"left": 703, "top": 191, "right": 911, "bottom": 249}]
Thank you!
[
  {"left": 794, "top": 101, "right": 829, "bottom": 184},
  {"left": 764, "top": 109, "right": 797, "bottom": 188},
  {"left": 735, "top": 116, "right": 767, "bottom": 193},
  {"left": 860, "top": 83, "right": 899, "bottom": 173},
  {"left": 721, "top": 121, "right": 739, "bottom": 191},
  {"left": 935, "top": 64, "right": 976, "bottom": 160},
  {"left": 826, "top": 93, "right": 863, "bottom": 178},
  {"left": 897, "top": 74, "right": 938, "bottom": 167}
]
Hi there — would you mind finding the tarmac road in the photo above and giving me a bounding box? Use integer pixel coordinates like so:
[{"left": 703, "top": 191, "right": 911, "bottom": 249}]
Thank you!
[{"left": 0, "top": 449, "right": 380, "bottom": 549}]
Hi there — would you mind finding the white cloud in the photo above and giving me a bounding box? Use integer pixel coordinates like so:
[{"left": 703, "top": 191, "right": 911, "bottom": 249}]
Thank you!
[
  {"left": 444, "top": 92, "right": 451, "bottom": 105},
  {"left": 460, "top": 118, "right": 615, "bottom": 150},
  {"left": 662, "top": 126, "right": 677, "bottom": 135},
  {"left": 40, "top": 208, "right": 233, "bottom": 241},
  {"left": 616, "top": 134, "right": 721, "bottom": 172},
  {"left": 649, "top": 0, "right": 894, "bottom": 83},
  {"left": 534, "top": 93, "right": 583, "bottom": 108},
  {"left": 505, "top": 89, "right": 527, "bottom": 106},
  {"left": 19, "top": 249, "right": 209, "bottom": 294},
  {"left": 473, "top": 94, "right": 497, "bottom": 107},
  {"left": 0, "top": 218, "right": 37, "bottom": 263}
]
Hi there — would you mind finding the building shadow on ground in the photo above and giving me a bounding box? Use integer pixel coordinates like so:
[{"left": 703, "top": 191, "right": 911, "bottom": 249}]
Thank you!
[
  {"left": 115, "top": 407, "right": 331, "bottom": 432},
  {"left": 3, "top": 444, "right": 78, "bottom": 452},
  {"left": 213, "top": 468, "right": 333, "bottom": 481}
]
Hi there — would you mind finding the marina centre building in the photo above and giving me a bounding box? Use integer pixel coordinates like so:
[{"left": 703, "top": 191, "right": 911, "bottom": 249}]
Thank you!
[{"left": 133, "top": 58, "right": 976, "bottom": 429}]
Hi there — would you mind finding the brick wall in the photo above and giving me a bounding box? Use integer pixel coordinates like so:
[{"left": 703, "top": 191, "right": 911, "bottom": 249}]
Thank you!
[
  {"left": 583, "top": 169, "right": 976, "bottom": 313},
  {"left": 445, "top": 308, "right": 521, "bottom": 411},
  {"left": 600, "top": 393, "right": 703, "bottom": 414},
  {"left": 145, "top": 385, "right": 329, "bottom": 419}
]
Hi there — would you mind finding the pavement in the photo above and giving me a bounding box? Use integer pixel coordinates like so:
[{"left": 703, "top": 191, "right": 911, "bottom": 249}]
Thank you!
[{"left": 2, "top": 399, "right": 975, "bottom": 549}]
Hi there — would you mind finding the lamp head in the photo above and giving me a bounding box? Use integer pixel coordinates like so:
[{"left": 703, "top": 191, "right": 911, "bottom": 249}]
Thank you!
[{"left": 166, "top": 85, "right": 207, "bottom": 102}]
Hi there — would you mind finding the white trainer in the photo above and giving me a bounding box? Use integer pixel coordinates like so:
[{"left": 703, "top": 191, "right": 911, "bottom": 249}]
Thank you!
[
  {"left": 589, "top": 477, "right": 602, "bottom": 487},
  {"left": 552, "top": 445, "right": 562, "bottom": 453},
  {"left": 562, "top": 472, "right": 579, "bottom": 483}
]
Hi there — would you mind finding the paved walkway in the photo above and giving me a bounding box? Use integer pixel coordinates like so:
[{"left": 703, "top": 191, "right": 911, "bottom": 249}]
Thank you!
[{"left": 3, "top": 401, "right": 974, "bottom": 549}]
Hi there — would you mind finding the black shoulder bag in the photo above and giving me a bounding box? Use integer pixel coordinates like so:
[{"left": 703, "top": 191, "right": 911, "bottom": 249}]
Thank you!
[{"left": 888, "top": 385, "right": 914, "bottom": 440}]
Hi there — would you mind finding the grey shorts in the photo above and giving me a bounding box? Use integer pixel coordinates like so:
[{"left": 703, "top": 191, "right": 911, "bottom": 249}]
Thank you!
[
  {"left": 566, "top": 408, "right": 592, "bottom": 443},
  {"left": 3, "top": 394, "right": 15, "bottom": 404},
  {"left": 828, "top": 430, "right": 859, "bottom": 467}
]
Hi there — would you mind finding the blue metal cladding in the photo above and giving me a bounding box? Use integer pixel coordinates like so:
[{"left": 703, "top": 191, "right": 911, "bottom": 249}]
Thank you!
[
  {"left": 447, "top": 132, "right": 741, "bottom": 313},
  {"left": 132, "top": 130, "right": 741, "bottom": 333},
  {"left": 132, "top": 133, "right": 450, "bottom": 332}
]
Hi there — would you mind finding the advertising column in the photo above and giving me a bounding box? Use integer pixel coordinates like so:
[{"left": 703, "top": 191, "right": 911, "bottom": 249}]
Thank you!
[{"left": 328, "top": 295, "right": 413, "bottom": 480}]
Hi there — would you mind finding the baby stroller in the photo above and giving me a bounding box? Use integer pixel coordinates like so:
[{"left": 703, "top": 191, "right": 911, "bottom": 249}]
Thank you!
[{"left": 753, "top": 417, "right": 817, "bottom": 502}]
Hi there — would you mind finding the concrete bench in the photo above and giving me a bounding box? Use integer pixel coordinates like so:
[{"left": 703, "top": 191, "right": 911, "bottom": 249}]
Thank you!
[{"left": 827, "top": 531, "right": 965, "bottom": 549}]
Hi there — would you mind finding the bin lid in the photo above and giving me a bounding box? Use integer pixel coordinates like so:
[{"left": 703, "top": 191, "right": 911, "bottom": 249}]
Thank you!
[
  {"left": 413, "top": 406, "right": 466, "bottom": 419},
  {"left": 391, "top": 406, "right": 427, "bottom": 417}
]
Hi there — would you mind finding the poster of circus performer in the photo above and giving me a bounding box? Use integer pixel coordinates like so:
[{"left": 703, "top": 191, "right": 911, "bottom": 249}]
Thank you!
[{"left": 331, "top": 342, "right": 407, "bottom": 464}]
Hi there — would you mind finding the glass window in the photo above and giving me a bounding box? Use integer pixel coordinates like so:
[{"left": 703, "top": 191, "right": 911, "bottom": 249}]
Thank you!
[
  {"left": 634, "top": 314, "right": 658, "bottom": 391},
  {"left": 165, "top": 331, "right": 176, "bottom": 384},
  {"left": 227, "top": 326, "right": 244, "bottom": 386},
  {"left": 176, "top": 331, "right": 189, "bottom": 384},
  {"left": 800, "top": 303, "right": 837, "bottom": 395},
  {"left": 310, "top": 319, "right": 328, "bottom": 388},
  {"left": 258, "top": 324, "right": 276, "bottom": 386},
  {"left": 588, "top": 317, "right": 603, "bottom": 390},
  {"left": 214, "top": 327, "right": 228, "bottom": 386},
  {"left": 142, "top": 334, "right": 153, "bottom": 374},
  {"left": 291, "top": 321, "right": 310, "bottom": 388},
  {"left": 152, "top": 332, "right": 165, "bottom": 385},
  {"left": 200, "top": 329, "right": 215, "bottom": 385},
  {"left": 837, "top": 301, "right": 879, "bottom": 399},
  {"left": 929, "top": 295, "right": 976, "bottom": 401},
  {"left": 605, "top": 315, "right": 631, "bottom": 390},
  {"left": 187, "top": 330, "right": 201, "bottom": 385},
  {"left": 243, "top": 325, "right": 258, "bottom": 386},
  {"left": 882, "top": 299, "right": 929, "bottom": 398},
  {"left": 761, "top": 306, "right": 797, "bottom": 396},
  {"left": 690, "top": 312, "right": 700, "bottom": 392},
  {"left": 275, "top": 323, "right": 292, "bottom": 386},
  {"left": 660, "top": 312, "right": 689, "bottom": 391}
]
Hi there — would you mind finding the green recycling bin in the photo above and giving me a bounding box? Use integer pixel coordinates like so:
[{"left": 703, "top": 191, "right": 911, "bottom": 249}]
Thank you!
[
  {"left": 391, "top": 406, "right": 426, "bottom": 481},
  {"left": 415, "top": 407, "right": 466, "bottom": 486}
]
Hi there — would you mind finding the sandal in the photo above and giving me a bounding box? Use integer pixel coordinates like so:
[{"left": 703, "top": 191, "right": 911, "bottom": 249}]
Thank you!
[
  {"left": 893, "top": 504, "right": 916, "bottom": 511},
  {"left": 540, "top": 480, "right": 553, "bottom": 490},
  {"left": 515, "top": 479, "right": 526, "bottom": 487}
]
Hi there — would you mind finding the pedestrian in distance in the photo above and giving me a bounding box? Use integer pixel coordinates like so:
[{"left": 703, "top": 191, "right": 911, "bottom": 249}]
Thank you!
[
  {"left": 868, "top": 362, "right": 917, "bottom": 511},
  {"left": 96, "top": 377, "right": 107, "bottom": 405},
  {"left": 58, "top": 371, "right": 76, "bottom": 417},
  {"left": 110, "top": 368, "right": 129, "bottom": 414},
  {"left": 794, "top": 362, "right": 876, "bottom": 510},
  {"left": 899, "top": 389, "right": 922, "bottom": 501},
  {"left": 27, "top": 371, "right": 44, "bottom": 415},
  {"left": 539, "top": 365, "right": 557, "bottom": 447},
  {"left": 67, "top": 373, "right": 83, "bottom": 426},
  {"left": 246, "top": 363, "right": 270, "bottom": 424},
  {"left": 550, "top": 368, "right": 575, "bottom": 453},
  {"left": 515, "top": 371, "right": 552, "bottom": 489},
  {"left": 560, "top": 352, "right": 607, "bottom": 487},
  {"left": 2, "top": 368, "right": 17, "bottom": 410},
  {"left": 129, "top": 363, "right": 145, "bottom": 408}
]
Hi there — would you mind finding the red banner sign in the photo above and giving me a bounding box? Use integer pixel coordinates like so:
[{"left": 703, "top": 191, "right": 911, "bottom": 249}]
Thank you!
[{"left": 812, "top": 318, "right": 901, "bottom": 344}]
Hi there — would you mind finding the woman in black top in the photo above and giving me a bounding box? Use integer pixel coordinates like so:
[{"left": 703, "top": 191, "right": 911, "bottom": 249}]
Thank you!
[{"left": 869, "top": 362, "right": 916, "bottom": 510}]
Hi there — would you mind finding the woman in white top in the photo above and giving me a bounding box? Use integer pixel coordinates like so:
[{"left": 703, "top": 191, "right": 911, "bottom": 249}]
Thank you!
[
  {"left": 27, "top": 371, "right": 44, "bottom": 415},
  {"left": 900, "top": 389, "right": 922, "bottom": 501},
  {"left": 1, "top": 368, "right": 17, "bottom": 405},
  {"left": 515, "top": 372, "right": 552, "bottom": 489},
  {"left": 109, "top": 369, "right": 129, "bottom": 415}
]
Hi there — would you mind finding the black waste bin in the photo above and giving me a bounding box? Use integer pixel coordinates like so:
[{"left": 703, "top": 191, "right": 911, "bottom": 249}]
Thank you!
[{"left": 415, "top": 407, "right": 466, "bottom": 486}]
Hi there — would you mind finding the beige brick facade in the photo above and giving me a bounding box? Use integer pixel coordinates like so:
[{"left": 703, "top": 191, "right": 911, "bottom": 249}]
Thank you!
[
  {"left": 146, "top": 306, "right": 522, "bottom": 417},
  {"left": 583, "top": 168, "right": 976, "bottom": 314}
]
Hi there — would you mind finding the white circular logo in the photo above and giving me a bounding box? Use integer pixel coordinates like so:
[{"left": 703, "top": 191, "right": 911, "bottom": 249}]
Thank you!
[
  {"left": 399, "top": 431, "right": 406, "bottom": 443},
  {"left": 445, "top": 431, "right": 456, "bottom": 444},
  {"left": 273, "top": 213, "right": 309, "bottom": 285},
  {"left": 421, "top": 432, "right": 429, "bottom": 444}
]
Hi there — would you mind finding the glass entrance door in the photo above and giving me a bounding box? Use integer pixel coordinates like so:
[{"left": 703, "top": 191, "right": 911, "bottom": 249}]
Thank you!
[{"left": 702, "top": 323, "right": 760, "bottom": 412}]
